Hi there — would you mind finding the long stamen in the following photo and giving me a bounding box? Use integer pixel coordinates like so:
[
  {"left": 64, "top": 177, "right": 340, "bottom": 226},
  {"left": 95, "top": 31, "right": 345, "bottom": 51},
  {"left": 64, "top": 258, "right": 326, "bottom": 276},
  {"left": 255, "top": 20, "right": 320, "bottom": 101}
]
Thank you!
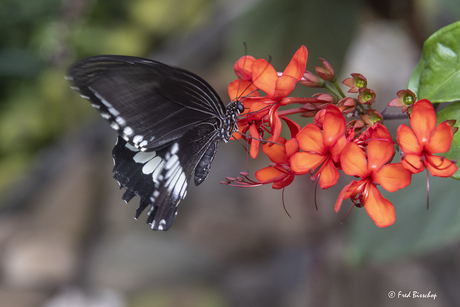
[
  {"left": 314, "top": 174, "right": 319, "bottom": 211},
  {"left": 340, "top": 203, "right": 355, "bottom": 225},
  {"left": 426, "top": 169, "right": 430, "bottom": 210},
  {"left": 282, "top": 188, "right": 291, "bottom": 218}
]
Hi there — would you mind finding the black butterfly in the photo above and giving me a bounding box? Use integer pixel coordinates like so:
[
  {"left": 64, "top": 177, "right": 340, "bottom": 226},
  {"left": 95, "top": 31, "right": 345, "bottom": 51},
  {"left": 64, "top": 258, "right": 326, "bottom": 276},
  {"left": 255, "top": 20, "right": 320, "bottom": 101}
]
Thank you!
[{"left": 67, "top": 55, "right": 243, "bottom": 231}]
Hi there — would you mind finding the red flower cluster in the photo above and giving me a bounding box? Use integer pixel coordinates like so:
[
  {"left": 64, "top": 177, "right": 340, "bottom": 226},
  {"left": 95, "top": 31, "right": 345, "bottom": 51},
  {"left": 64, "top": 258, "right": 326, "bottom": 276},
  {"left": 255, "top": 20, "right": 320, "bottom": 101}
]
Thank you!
[{"left": 222, "top": 46, "right": 458, "bottom": 227}]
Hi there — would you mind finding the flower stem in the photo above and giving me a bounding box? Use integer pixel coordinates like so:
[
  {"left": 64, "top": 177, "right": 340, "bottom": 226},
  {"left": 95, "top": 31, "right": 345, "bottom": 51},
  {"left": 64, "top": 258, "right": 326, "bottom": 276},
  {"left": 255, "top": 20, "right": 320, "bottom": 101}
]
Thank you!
[
  {"left": 333, "top": 80, "right": 346, "bottom": 98},
  {"left": 324, "top": 83, "right": 340, "bottom": 101},
  {"left": 382, "top": 113, "right": 409, "bottom": 121}
]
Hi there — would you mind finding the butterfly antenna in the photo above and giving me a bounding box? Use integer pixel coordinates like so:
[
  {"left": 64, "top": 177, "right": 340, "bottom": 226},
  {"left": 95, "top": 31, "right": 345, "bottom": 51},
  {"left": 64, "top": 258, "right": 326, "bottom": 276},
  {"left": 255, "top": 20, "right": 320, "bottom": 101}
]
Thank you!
[{"left": 234, "top": 43, "right": 250, "bottom": 102}]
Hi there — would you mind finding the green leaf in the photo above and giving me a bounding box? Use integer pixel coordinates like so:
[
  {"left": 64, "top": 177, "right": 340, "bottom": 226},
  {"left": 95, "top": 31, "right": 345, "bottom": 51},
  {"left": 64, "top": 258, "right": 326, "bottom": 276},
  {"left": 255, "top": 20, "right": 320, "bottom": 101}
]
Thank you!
[
  {"left": 408, "top": 21, "right": 460, "bottom": 103},
  {"left": 436, "top": 101, "right": 460, "bottom": 179}
]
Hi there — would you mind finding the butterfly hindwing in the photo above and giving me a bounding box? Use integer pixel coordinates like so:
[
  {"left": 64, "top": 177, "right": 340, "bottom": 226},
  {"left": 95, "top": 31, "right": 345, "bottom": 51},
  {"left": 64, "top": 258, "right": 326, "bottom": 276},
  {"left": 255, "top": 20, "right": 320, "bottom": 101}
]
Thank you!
[{"left": 113, "top": 119, "right": 221, "bottom": 230}]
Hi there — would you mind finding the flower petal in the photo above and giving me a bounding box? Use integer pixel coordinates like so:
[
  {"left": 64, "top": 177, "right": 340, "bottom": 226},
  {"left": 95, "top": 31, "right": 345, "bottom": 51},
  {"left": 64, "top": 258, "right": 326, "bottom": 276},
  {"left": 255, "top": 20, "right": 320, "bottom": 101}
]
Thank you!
[
  {"left": 262, "top": 137, "right": 287, "bottom": 163},
  {"left": 282, "top": 45, "right": 308, "bottom": 80},
  {"left": 397, "top": 124, "right": 422, "bottom": 154},
  {"left": 269, "top": 105, "right": 282, "bottom": 143},
  {"left": 247, "top": 101, "right": 270, "bottom": 121},
  {"left": 367, "top": 138, "right": 394, "bottom": 171},
  {"left": 365, "top": 184, "right": 396, "bottom": 227},
  {"left": 228, "top": 79, "right": 259, "bottom": 101},
  {"left": 318, "top": 159, "right": 340, "bottom": 189},
  {"left": 330, "top": 135, "right": 348, "bottom": 163},
  {"left": 273, "top": 75, "right": 298, "bottom": 98},
  {"left": 340, "top": 142, "right": 369, "bottom": 178},
  {"left": 234, "top": 55, "right": 255, "bottom": 80},
  {"left": 411, "top": 99, "right": 436, "bottom": 145},
  {"left": 272, "top": 174, "right": 295, "bottom": 189},
  {"left": 374, "top": 163, "right": 411, "bottom": 192},
  {"left": 290, "top": 151, "right": 325, "bottom": 173},
  {"left": 401, "top": 153, "right": 424, "bottom": 174},
  {"left": 255, "top": 166, "right": 285, "bottom": 182},
  {"left": 252, "top": 59, "right": 277, "bottom": 97},
  {"left": 425, "top": 155, "right": 458, "bottom": 177},
  {"left": 368, "top": 123, "right": 392, "bottom": 141},
  {"left": 249, "top": 124, "right": 261, "bottom": 159},
  {"left": 426, "top": 121, "right": 454, "bottom": 154},
  {"left": 285, "top": 138, "right": 299, "bottom": 158},
  {"left": 388, "top": 97, "right": 405, "bottom": 108},
  {"left": 295, "top": 123, "right": 325, "bottom": 154},
  {"left": 281, "top": 116, "right": 301, "bottom": 138},
  {"left": 334, "top": 181, "right": 355, "bottom": 212},
  {"left": 323, "top": 105, "right": 346, "bottom": 148}
]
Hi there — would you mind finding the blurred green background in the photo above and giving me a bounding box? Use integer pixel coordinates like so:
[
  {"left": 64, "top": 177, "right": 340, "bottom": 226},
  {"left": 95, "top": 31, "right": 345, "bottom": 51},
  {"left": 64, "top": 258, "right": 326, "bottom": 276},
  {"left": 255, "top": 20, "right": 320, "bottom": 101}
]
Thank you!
[{"left": 1, "top": 0, "right": 460, "bottom": 306}]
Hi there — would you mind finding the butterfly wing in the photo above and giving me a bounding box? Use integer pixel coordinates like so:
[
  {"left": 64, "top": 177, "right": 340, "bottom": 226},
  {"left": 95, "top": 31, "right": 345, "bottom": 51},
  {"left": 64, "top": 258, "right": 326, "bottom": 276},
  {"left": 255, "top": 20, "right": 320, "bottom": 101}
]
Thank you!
[
  {"left": 68, "top": 55, "right": 226, "bottom": 150},
  {"left": 113, "top": 120, "right": 221, "bottom": 230},
  {"left": 68, "top": 55, "right": 228, "bottom": 230}
]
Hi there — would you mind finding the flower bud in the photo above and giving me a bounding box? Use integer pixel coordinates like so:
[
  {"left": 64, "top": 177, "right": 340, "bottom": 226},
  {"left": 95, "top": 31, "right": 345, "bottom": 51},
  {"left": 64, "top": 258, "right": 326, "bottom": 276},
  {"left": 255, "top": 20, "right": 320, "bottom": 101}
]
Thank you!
[
  {"left": 361, "top": 109, "right": 383, "bottom": 126},
  {"left": 338, "top": 97, "right": 357, "bottom": 113},
  {"left": 388, "top": 89, "right": 416, "bottom": 112},
  {"left": 342, "top": 73, "right": 367, "bottom": 93},
  {"left": 358, "top": 88, "right": 376, "bottom": 105},
  {"left": 314, "top": 109, "right": 327, "bottom": 129},
  {"left": 315, "top": 58, "right": 336, "bottom": 82},
  {"left": 346, "top": 119, "right": 365, "bottom": 139},
  {"left": 299, "top": 71, "right": 325, "bottom": 87}
]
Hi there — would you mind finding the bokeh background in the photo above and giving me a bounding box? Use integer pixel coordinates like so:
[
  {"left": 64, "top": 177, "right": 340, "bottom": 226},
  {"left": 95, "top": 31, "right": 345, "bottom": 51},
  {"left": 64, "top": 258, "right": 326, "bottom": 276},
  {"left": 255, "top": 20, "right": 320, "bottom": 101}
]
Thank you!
[{"left": 1, "top": 0, "right": 460, "bottom": 306}]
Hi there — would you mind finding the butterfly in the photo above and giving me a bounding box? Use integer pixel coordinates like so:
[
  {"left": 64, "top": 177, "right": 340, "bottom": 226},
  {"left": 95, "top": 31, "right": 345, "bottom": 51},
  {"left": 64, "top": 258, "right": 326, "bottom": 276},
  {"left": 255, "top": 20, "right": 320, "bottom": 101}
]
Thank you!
[{"left": 67, "top": 55, "right": 244, "bottom": 231}]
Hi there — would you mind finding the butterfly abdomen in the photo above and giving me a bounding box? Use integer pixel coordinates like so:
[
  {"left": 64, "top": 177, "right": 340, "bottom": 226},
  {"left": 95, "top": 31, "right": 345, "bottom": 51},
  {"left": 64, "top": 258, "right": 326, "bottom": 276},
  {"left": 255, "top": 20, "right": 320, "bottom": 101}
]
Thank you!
[{"left": 194, "top": 141, "right": 219, "bottom": 185}]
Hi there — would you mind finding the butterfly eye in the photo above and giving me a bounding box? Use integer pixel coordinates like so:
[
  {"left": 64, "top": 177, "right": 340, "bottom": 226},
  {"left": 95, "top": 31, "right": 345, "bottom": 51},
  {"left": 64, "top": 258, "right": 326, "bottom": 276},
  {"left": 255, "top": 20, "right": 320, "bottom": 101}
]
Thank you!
[{"left": 237, "top": 102, "right": 245, "bottom": 113}]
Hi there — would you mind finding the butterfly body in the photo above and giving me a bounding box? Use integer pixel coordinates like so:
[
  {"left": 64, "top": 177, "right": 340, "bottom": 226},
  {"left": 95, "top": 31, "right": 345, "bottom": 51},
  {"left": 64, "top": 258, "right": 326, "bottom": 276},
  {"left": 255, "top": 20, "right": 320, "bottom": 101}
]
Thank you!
[{"left": 68, "top": 55, "right": 242, "bottom": 230}]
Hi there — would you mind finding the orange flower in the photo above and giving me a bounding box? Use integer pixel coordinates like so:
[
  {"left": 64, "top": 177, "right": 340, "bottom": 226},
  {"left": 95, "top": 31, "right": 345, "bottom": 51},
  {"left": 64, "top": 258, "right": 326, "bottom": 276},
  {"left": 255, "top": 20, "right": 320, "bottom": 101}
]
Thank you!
[
  {"left": 250, "top": 46, "right": 307, "bottom": 143},
  {"left": 290, "top": 105, "right": 347, "bottom": 189},
  {"left": 224, "top": 118, "right": 301, "bottom": 189},
  {"left": 233, "top": 55, "right": 256, "bottom": 80},
  {"left": 251, "top": 46, "right": 308, "bottom": 101},
  {"left": 335, "top": 124, "right": 412, "bottom": 227},
  {"left": 228, "top": 46, "right": 308, "bottom": 157},
  {"left": 255, "top": 136, "right": 299, "bottom": 189},
  {"left": 397, "top": 99, "right": 457, "bottom": 177}
]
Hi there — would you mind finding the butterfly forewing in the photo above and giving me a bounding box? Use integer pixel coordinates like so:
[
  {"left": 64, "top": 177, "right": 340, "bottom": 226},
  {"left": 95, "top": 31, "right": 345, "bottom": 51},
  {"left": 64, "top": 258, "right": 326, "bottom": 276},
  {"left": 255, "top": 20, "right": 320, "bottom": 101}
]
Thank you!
[
  {"left": 68, "top": 55, "right": 240, "bottom": 231},
  {"left": 69, "top": 56, "right": 226, "bottom": 150}
]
